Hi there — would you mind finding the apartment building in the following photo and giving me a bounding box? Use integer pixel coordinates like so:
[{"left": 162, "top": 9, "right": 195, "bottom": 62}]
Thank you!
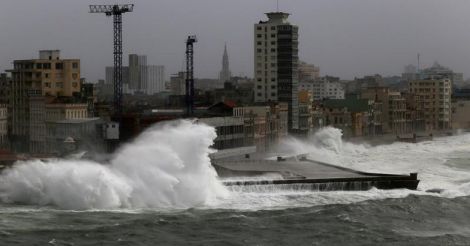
[
  {"left": 409, "top": 79, "right": 452, "bottom": 130},
  {"left": 8, "top": 50, "right": 80, "bottom": 152}
]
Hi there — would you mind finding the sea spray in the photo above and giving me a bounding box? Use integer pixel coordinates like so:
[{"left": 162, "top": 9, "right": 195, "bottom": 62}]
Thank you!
[
  {"left": 278, "top": 127, "right": 470, "bottom": 197},
  {"left": 0, "top": 120, "right": 228, "bottom": 210}
]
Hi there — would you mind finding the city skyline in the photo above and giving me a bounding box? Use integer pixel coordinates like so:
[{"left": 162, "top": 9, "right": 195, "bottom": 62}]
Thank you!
[{"left": 1, "top": 0, "right": 470, "bottom": 82}]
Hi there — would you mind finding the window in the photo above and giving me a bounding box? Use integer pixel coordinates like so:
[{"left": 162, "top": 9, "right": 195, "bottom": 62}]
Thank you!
[
  {"left": 45, "top": 73, "right": 49, "bottom": 78},
  {"left": 271, "top": 41, "right": 276, "bottom": 45},
  {"left": 72, "top": 73, "right": 78, "bottom": 79},
  {"left": 257, "top": 93, "right": 262, "bottom": 97},
  {"left": 72, "top": 63, "right": 79, "bottom": 69},
  {"left": 257, "top": 34, "right": 262, "bottom": 38},
  {"left": 43, "top": 63, "right": 51, "bottom": 69},
  {"left": 257, "top": 41, "right": 262, "bottom": 45},
  {"left": 257, "top": 85, "right": 262, "bottom": 89},
  {"left": 271, "top": 85, "right": 276, "bottom": 89},
  {"left": 271, "top": 34, "right": 276, "bottom": 38},
  {"left": 271, "top": 48, "right": 276, "bottom": 52},
  {"left": 271, "top": 26, "right": 276, "bottom": 30},
  {"left": 72, "top": 82, "right": 78, "bottom": 88},
  {"left": 56, "top": 82, "right": 63, "bottom": 88},
  {"left": 36, "top": 63, "right": 42, "bottom": 69},
  {"left": 257, "top": 49, "right": 262, "bottom": 53},
  {"left": 257, "top": 26, "right": 262, "bottom": 31},
  {"left": 271, "top": 93, "right": 276, "bottom": 97},
  {"left": 55, "top": 63, "right": 63, "bottom": 69}
]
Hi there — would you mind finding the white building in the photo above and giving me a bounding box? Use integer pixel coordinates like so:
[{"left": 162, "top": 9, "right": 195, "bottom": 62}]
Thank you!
[
  {"left": 299, "top": 78, "right": 345, "bottom": 101},
  {"left": 254, "top": 12, "right": 299, "bottom": 130},
  {"left": 146, "top": 65, "right": 165, "bottom": 95}
]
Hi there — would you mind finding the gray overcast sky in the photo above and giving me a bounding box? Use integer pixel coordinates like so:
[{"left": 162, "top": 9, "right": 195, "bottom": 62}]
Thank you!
[{"left": 1, "top": 0, "right": 470, "bottom": 81}]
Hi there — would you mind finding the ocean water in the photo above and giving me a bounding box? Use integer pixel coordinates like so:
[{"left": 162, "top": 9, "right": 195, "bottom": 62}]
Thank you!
[{"left": 1, "top": 122, "right": 470, "bottom": 245}]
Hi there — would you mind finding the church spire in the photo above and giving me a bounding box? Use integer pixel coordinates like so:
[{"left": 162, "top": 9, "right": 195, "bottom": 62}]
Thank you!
[{"left": 219, "top": 43, "right": 232, "bottom": 83}]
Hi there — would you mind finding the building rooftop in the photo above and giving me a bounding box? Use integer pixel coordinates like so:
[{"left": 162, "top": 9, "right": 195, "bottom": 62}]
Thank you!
[
  {"left": 323, "top": 98, "right": 371, "bottom": 112},
  {"left": 55, "top": 118, "right": 101, "bottom": 124}
]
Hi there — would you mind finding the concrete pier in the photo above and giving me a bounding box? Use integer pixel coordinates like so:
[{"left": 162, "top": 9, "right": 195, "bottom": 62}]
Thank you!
[{"left": 213, "top": 157, "right": 419, "bottom": 191}]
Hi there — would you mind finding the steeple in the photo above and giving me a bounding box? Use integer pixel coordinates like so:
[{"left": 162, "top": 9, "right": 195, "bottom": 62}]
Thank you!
[{"left": 219, "top": 43, "right": 232, "bottom": 83}]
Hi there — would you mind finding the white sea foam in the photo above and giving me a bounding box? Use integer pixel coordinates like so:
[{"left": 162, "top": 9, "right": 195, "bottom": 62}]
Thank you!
[
  {"left": 1, "top": 123, "right": 470, "bottom": 211},
  {"left": 0, "top": 120, "right": 228, "bottom": 210}
]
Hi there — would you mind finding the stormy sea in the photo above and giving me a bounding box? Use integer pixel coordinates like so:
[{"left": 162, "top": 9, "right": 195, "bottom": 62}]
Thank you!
[{"left": 1, "top": 120, "right": 470, "bottom": 245}]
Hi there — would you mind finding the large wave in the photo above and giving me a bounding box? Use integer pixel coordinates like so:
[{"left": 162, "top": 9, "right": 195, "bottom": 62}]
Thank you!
[
  {"left": 278, "top": 127, "right": 470, "bottom": 197},
  {"left": 0, "top": 120, "right": 228, "bottom": 210}
]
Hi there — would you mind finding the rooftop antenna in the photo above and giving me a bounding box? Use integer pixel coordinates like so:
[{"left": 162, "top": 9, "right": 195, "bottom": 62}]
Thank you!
[{"left": 417, "top": 53, "right": 420, "bottom": 73}]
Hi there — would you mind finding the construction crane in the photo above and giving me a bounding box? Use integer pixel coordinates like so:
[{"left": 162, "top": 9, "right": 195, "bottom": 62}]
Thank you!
[
  {"left": 185, "top": 35, "right": 197, "bottom": 116},
  {"left": 89, "top": 4, "right": 134, "bottom": 119}
]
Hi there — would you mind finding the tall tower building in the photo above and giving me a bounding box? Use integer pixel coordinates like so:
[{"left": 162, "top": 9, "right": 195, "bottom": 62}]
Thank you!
[
  {"left": 219, "top": 44, "right": 232, "bottom": 83},
  {"left": 254, "top": 12, "right": 299, "bottom": 130},
  {"left": 129, "top": 54, "right": 147, "bottom": 92}
]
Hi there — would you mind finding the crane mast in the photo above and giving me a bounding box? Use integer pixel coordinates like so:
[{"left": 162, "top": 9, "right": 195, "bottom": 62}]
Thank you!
[
  {"left": 89, "top": 4, "right": 134, "bottom": 119},
  {"left": 185, "top": 35, "right": 197, "bottom": 116}
]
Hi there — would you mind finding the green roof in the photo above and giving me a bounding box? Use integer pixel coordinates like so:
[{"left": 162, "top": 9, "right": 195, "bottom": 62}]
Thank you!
[{"left": 322, "top": 99, "right": 370, "bottom": 112}]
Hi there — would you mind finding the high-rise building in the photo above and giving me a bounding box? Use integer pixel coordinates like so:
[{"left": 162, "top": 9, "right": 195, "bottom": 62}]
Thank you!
[
  {"left": 129, "top": 54, "right": 147, "bottom": 92},
  {"left": 254, "top": 12, "right": 299, "bottom": 130},
  {"left": 7, "top": 50, "right": 80, "bottom": 152},
  {"left": 219, "top": 44, "right": 232, "bottom": 83},
  {"left": 147, "top": 65, "right": 165, "bottom": 95},
  {"left": 107, "top": 56, "right": 164, "bottom": 95}
]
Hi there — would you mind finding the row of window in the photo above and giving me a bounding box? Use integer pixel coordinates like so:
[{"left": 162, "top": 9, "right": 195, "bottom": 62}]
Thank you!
[
  {"left": 257, "top": 34, "right": 277, "bottom": 38},
  {"left": 257, "top": 85, "right": 277, "bottom": 89},
  {"left": 256, "top": 92, "right": 277, "bottom": 97},
  {"left": 257, "top": 78, "right": 277, "bottom": 82},
  {"left": 257, "top": 26, "right": 277, "bottom": 31},
  {"left": 257, "top": 41, "right": 277, "bottom": 46},
  {"left": 257, "top": 48, "right": 277, "bottom": 53},
  {"left": 14, "top": 62, "right": 79, "bottom": 70},
  {"left": 44, "top": 82, "right": 78, "bottom": 89}
]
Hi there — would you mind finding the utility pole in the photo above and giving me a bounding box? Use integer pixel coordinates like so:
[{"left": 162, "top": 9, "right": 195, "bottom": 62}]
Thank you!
[{"left": 89, "top": 4, "right": 134, "bottom": 120}]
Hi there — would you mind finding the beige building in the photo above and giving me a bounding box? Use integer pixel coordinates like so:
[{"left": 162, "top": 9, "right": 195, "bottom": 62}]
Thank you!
[
  {"left": 298, "top": 90, "right": 313, "bottom": 132},
  {"left": 45, "top": 103, "right": 88, "bottom": 122},
  {"left": 409, "top": 79, "right": 452, "bottom": 131},
  {"left": 234, "top": 103, "right": 288, "bottom": 152},
  {"left": 45, "top": 102, "right": 88, "bottom": 153},
  {"left": 452, "top": 100, "right": 470, "bottom": 129},
  {"left": 361, "top": 87, "right": 408, "bottom": 134},
  {"left": 298, "top": 61, "right": 320, "bottom": 82},
  {"left": 8, "top": 50, "right": 80, "bottom": 152}
]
